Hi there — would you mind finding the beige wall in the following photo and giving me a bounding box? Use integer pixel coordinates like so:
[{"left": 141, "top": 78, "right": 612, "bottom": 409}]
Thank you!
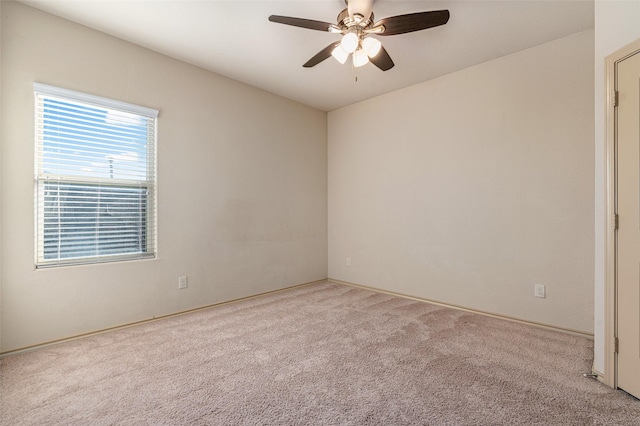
[
  {"left": 328, "top": 30, "right": 595, "bottom": 333},
  {"left": 0, "top": 1, "right": 599, "bottom": 354},
  {"left": 593, "top": 1, "right": 640, "bottom": 375},
  {"left": 0, "top": 2, "right": 327, "bottom": 353},
  {"left": 0, "top": 0, "right": 3, "bottom": 355}
]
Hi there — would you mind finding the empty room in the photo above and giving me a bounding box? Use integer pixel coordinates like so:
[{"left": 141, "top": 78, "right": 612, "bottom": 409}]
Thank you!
[{"left": 1, "top": 0, "right": 640, "bottom": 424}]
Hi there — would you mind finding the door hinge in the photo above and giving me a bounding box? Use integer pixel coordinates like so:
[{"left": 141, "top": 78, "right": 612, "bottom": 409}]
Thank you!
[
  {"left": 615, "top": 213, "right": 619, "bottom": 230},
  {"left": 615, "top": 337, "right": 619, "bottom": 353},
  {"left": 614, "top": 91, "right": 619, "bottom": 107}
]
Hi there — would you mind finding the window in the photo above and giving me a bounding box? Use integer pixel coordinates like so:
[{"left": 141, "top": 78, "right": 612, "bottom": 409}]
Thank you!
[{"left": 34, "top": 83, "right": 158, "bottom": 267}]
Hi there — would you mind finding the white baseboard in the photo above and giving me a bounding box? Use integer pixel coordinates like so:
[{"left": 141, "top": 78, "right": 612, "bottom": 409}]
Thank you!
[
  {"left": 328, "top": 278, "right": 594, "bottom": 340},
  {"left": 0, "top": 278, "right": 327, "bottom": 358}
]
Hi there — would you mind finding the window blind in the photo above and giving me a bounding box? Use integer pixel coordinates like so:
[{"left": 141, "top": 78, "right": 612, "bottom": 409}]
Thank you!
[{"left": 34, "top": 83, "right": 158, "bottom": 267}]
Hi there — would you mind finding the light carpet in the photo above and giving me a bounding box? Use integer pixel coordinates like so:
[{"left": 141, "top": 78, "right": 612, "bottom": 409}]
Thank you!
[{"left": 1, "top": 281, "right": 639, "bottom": 425}]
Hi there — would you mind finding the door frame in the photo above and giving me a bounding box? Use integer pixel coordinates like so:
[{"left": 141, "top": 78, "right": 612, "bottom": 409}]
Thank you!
[{"left": 604, "top": 37, "right": 640, "bottom": 389}]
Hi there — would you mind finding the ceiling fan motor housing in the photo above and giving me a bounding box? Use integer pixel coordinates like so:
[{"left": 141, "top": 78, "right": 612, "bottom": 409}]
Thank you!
[
  {"left": 345, "top": 0, "right": 375, "bottom": 23},
  {"left": 337, "top": 8, "right": 374, "bottom": 30}
]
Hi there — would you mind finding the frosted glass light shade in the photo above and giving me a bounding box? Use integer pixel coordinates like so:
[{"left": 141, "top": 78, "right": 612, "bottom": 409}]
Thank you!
[
  {"left": 331, "top": 45, "right": 349, "bottom": 64},
  {"left": 341, "top": 32, "right": 359, "bottom": 54},
  {"left": 353, "top": 49, "right": 369, "bottom": 67},
  {"left": 363, "top": 37, "right": 382, "bottom": 57}
]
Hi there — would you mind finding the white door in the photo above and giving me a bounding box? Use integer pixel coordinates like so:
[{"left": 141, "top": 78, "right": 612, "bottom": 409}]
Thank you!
[{"left": 616, "top": 49, "right": 640, "bottom": 400}]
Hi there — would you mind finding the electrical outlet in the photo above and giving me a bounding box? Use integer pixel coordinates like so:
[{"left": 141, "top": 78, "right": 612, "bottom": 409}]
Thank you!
[
  {"left": 179, "top": 276, "right": 188, "bottom": 289},
  {"left": 346, "top": 257, "right": 352, "bottom": 267},
  {"left": 534, "top": 284, "right": 545, "bottom": 298}
]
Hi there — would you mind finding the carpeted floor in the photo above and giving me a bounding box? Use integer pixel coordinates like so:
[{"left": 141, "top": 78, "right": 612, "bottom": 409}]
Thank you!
[{"left": 1, "top": 281, "right": 639, "bottom": 425}]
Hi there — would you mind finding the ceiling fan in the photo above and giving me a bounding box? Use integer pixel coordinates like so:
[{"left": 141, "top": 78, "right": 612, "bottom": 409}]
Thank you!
[{"left": 268, "top": 0, "right": 450, "bottom": 71}]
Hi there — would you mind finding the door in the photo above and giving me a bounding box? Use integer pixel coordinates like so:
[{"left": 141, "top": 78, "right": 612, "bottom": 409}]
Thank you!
[{"left": 616, "top": 49, "right": 640, "bottom": 400}]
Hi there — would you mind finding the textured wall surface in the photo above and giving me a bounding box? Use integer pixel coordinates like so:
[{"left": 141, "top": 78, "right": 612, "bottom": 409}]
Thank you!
[
  {"left": 0, "top": 2, "right": 327, "bottom": 352},
  {"left": 329, "top": 30, "right": 595, "bottom": 334}
]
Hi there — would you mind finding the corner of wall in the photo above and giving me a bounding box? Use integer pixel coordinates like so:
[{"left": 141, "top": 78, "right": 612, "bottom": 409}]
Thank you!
[{"left": 0, "top": 0, "right": 4, "bottom": 362}]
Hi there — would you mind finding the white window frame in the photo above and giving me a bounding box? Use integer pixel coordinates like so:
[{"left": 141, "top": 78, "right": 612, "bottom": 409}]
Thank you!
[{"left": 34, "top": 83, "right": 158, "bottom": 268}]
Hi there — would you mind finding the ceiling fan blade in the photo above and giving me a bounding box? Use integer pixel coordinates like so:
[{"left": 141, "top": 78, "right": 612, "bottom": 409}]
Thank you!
[
  {"left": 303, "top": 43, "right": 340, "bottom": 68},
  {"left": 369, "top": 45, "right": 394, "bottom": 71},
  {"left": 269, "top": 15, "right": 337, "bottom": 32},
  {"left": 374, "top": 10, "right": 450, "bottom": 36}
]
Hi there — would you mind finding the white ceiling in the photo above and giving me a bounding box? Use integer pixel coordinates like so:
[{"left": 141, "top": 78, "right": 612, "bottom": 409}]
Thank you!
[{"left": 20, "top": 0, "right": 594, "bottom": 112}]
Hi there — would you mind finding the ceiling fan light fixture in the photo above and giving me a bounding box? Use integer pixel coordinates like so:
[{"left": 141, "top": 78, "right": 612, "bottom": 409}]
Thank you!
[
  {"left": 340, "top": 32, "right": 359, "bottom": 54},
  {"left": 362, "top": 37, "right": 382, "bottom": 57},
  {"left": 353, "top": 49, "right": 369, "bottom": 68},
  {"left": 331, "top": 45, "right": 349, "bottom": 64},
  {"left": 269, "top": 7, "right": 450, "bottom": 72}
]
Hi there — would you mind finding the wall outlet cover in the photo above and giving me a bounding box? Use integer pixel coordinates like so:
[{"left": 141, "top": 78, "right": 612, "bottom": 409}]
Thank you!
[{"left": 179, "top": 276, "right": 188, "bottom": 289}]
